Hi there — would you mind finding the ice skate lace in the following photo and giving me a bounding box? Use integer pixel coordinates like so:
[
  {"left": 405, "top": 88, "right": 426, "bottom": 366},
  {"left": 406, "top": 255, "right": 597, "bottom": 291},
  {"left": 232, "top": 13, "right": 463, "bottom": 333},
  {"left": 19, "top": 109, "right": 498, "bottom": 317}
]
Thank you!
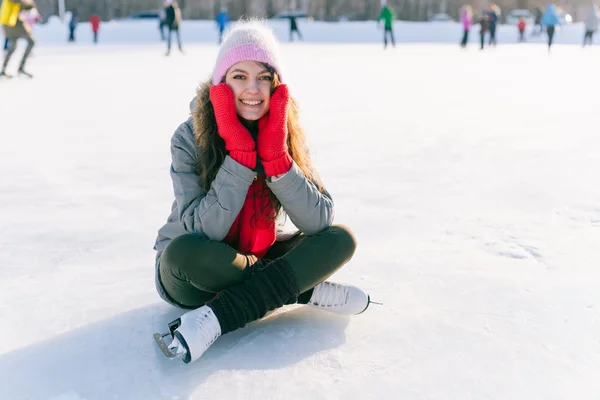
[{"left": 311, "top": 282, "right": 348, "bottom": 308}]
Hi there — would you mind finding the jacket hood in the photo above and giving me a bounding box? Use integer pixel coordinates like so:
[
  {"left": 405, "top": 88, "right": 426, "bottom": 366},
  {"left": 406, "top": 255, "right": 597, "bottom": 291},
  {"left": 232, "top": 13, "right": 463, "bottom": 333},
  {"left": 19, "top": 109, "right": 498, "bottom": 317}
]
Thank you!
[{"left": 188, "top": 78, "right": 216, "bottom": 147}]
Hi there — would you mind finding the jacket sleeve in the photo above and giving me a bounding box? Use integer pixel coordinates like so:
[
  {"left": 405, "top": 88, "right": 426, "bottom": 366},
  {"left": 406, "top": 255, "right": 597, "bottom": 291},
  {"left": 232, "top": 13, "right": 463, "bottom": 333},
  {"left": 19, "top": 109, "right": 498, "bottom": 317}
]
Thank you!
[
  {"left": 266, "top": 161, "right": 334, "bottom": 235},
  {"left": 170, "top": 122, "right": 257, "bottom": 240}
]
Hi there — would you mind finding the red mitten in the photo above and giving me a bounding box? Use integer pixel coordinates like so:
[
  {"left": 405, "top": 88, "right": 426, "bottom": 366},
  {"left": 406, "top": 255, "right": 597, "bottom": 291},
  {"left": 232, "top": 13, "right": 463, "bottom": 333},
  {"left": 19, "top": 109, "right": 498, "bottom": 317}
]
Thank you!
[
  {"left": 257, "top": 85, "right": 293, "bottom": 176},
  {"left": 210, "top": 83, "right": 256, "bottom": 169}
]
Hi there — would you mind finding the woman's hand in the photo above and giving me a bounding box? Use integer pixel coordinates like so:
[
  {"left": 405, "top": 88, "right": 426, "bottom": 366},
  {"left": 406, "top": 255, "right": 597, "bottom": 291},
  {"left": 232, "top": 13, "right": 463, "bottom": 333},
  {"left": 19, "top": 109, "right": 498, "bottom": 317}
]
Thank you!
[
  {"left": 210, "top": 83, "right": 257, "bottom": 169},
  {"left": 258, "top": 84, "right": 293, "bottom": 177}
]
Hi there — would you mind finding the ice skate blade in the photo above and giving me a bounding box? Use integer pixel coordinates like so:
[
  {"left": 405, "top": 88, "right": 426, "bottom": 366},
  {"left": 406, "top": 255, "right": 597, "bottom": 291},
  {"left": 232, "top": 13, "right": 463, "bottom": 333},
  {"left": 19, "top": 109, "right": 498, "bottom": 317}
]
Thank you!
[{"left": 153, "top": 332, "right": 184, "bottom": 359}]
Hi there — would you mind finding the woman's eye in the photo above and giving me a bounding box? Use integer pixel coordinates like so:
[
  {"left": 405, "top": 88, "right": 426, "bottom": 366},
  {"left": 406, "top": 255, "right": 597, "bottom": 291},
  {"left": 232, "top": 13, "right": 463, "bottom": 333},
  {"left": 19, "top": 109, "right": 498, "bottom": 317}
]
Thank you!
[
  {"left": 233, "top": 75, "right": 245, "bottom": 80},
  {"left": 259, "top": 75, "right": 273, "bottom": 81}
]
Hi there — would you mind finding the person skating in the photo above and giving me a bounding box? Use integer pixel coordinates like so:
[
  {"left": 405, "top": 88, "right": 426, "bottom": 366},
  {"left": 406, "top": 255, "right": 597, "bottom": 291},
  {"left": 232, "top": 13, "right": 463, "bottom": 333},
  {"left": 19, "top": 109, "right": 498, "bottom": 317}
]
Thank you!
[
  {"left": 215, "top": 7, "right": 229, "bottom": 44},
  {"left": 517, "top": 17, "right": 526, "bottom": 42},
  {"left": 0, "top": 0, "right": 36, "bottom": 78},
  {"left": 542, "top": 4, "right": 560, "bottom": 51},
  {"left": 583, "top": 5, "right": 599, "bottom": 47},
  {"left": 487, "top": 4, "right": 500, "bottom": 46},
  {"left": 533, "top": 6, "right": 543, "bottom": 36},
  {"left": 476, "top": 14, "right": 489, "bottom": 50},
  {"left": 153, "top": 20, "right": 371, "bottom": 364},
  {"left": 67, "top": 11, "right": 77, "bottom": 42},
  {"left": 164, "top": 0, "right": 183, "bottom": 56},
  {"left": 460, "top": 5, "right": 473, "bottom": 48},
  {"left": 17, "top": 5, "right": 38, "bottom": 56},
  {"left": 289, "top": 15, "right": 303, "bottom": 41},
  {"left": 378, "top": 1, "right": 395, "bottom": 49},
  {"left": 89, "top": 13, "right": 101, "bottom": 44}
]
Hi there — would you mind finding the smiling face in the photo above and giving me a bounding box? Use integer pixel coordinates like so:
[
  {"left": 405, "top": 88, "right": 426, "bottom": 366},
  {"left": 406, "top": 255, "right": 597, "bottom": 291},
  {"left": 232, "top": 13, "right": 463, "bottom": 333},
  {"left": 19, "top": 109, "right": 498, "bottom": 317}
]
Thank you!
[{"left": 224, "top": 61, "right": 274, "bottom": 122}]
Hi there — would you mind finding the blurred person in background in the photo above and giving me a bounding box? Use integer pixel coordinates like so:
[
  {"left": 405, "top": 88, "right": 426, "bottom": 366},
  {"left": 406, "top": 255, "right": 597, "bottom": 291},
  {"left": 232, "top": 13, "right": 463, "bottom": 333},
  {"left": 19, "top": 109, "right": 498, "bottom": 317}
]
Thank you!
[
  {"left": 0, "top": 0, "right": 37, "bottom": 78},
  {"left": 164, "top": 0, "right": 183, "bottom": 56},
  {"left": 89, "top": 12, "right": 101, "bottom": 44},
  {"left": 460, "top": 5, "right": 473, "bottom": 48},
  {"left": 476, "top": 13, "right": 489, "bottom": 50},
  {"left": 159, "top": 6, "right": 167, "bottom": 40},
  {"left": 583, "top": 4, "right": 599, "bottom": 46},
  {"left": 487, "top": 4, "right": 500, "bottom": 46},
  {"left": 18, "top": 5, "right": 39, "bottom": 57},
  {"left": 289, "top": 15, "right": 302, "bottom": 41},
  {"left": 542, "top": 4, "right": 560, "bottom": 51},
  {"left": 216, "top": 6, "right": 229, "bottom": 44},
  {"left": 533, "top": 6, "right": 543, "bottom": 36},
  {"left": 517, "top": 17, "right": 526, "bottom": 42},
  {"left": 378, "top": 1, "right": 395, "bottom": 49},
  {"left": 68, "top": 11, "right": 77, "bottom": 42}
]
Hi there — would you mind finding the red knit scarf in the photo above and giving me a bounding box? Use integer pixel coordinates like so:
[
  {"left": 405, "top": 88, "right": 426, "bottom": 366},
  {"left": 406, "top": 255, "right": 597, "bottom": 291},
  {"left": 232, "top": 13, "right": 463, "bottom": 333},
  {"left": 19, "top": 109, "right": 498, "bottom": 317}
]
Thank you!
[{"left": 223, "top": 176, "right": 275, "bottom": 258}]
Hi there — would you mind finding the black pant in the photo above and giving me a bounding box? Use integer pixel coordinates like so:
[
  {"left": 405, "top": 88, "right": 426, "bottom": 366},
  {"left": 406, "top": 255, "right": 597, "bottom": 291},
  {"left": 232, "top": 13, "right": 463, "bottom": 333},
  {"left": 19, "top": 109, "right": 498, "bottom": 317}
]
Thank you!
[
  {"left": 166, "top": 27, "right": 182, "bottom": 54},
  {"left": 519, "top": 29, "right": 525, "bottom": 42},
  {"left": 384, "top": 28, "right": 395, "bottom": 48},
  {"left": 584, "top": 30, "right": 594, "bottom": 46},
  {"left": 290, "top": 28, "right": 303, "bottom": 42},
  {"left": 460, "top": 29, "right": 469, "bottom": 47},
  {"left": 159, "top": 225, "right": 357, "bottom": 309},
  {"left": 547, "top": 26, "right": 555, "bottom": 49},
  {"left": 93, "top": 32, "right": 98, "bottom": 44},
  {"left": 480, "top": 34, "right": 485, "bottom": 49},
  {"left": 489, "top": 25, "right": 497, "bottom": 46},
  {"left": 3, "top": 37, "right": 8, "bottom": 50},
  {"left": 68, "top": 27, "right": 75, "bottom": 42}
]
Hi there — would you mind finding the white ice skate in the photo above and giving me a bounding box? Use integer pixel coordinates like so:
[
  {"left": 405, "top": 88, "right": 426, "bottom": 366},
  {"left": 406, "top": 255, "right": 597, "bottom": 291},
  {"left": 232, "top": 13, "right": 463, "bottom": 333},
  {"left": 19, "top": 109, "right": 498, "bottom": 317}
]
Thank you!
[
  {"left": 154, "top": 305, "right": 221, "bottom": 364},
  {"left": 307, "top": 281, "right": 372, "bottom": 315}
]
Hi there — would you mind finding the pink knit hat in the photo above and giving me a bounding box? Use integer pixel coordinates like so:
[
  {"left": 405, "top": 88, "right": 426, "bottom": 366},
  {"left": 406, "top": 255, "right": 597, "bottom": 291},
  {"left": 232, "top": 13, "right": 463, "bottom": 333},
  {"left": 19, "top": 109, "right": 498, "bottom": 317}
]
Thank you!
[{"left": 212, "top": 20, "right": 283, "bottom": 86}]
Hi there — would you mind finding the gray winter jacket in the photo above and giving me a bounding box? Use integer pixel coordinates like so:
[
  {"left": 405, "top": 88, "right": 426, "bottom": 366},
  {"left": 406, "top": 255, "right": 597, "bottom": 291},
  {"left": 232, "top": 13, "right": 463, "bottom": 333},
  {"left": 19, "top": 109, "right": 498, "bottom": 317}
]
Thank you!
[
  {"left": 585, "top": 7, "right": 599, "bottom": 32},
  {"left": 154, "top": 115, "right": 335, "bottom": 305}
]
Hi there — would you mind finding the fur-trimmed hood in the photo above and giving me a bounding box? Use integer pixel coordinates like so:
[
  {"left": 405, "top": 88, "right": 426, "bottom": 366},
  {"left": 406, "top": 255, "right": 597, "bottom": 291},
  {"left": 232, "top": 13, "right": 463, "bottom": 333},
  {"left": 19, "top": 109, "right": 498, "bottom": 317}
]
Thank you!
[{"left": 189, "top": 78, "right": 216, "bottom": 147}]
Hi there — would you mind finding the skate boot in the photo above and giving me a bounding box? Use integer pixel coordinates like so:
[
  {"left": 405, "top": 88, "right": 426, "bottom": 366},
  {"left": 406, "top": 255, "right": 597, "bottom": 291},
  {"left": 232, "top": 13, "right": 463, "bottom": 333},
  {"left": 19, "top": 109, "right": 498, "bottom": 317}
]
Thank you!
[
  {"left": 18, "top": 68, "right": 33, "bottom": 78},
  {"left": 167, "top": 305, "right": 222, "bottom": 364},
  {"left": 0, "top": 70, "right": 12, "bottom": 79},
  {"left": 307, "top": 281, "right": 371, "bottom": 315}
]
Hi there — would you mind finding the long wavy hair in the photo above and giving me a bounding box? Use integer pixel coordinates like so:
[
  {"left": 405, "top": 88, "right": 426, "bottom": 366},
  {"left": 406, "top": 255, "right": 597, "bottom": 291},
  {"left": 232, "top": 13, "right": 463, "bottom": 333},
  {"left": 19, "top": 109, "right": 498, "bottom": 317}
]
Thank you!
[{"left": 192, "top": 63, "right": 322, "bottom": 221}]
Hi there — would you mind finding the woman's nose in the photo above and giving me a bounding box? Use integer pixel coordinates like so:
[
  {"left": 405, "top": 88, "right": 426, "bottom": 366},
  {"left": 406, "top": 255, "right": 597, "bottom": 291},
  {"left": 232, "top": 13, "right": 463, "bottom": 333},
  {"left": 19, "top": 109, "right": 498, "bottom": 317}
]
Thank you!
[{"left": 246, "top": 78, "right": 259, "bottom": 92}]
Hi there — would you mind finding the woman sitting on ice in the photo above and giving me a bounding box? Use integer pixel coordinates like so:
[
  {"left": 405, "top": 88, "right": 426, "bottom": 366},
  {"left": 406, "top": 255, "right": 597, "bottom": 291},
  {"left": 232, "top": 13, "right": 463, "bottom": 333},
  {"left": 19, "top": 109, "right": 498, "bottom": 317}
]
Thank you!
[{"left": 153, "top": 20, "right": 372, "bottom": 363}]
